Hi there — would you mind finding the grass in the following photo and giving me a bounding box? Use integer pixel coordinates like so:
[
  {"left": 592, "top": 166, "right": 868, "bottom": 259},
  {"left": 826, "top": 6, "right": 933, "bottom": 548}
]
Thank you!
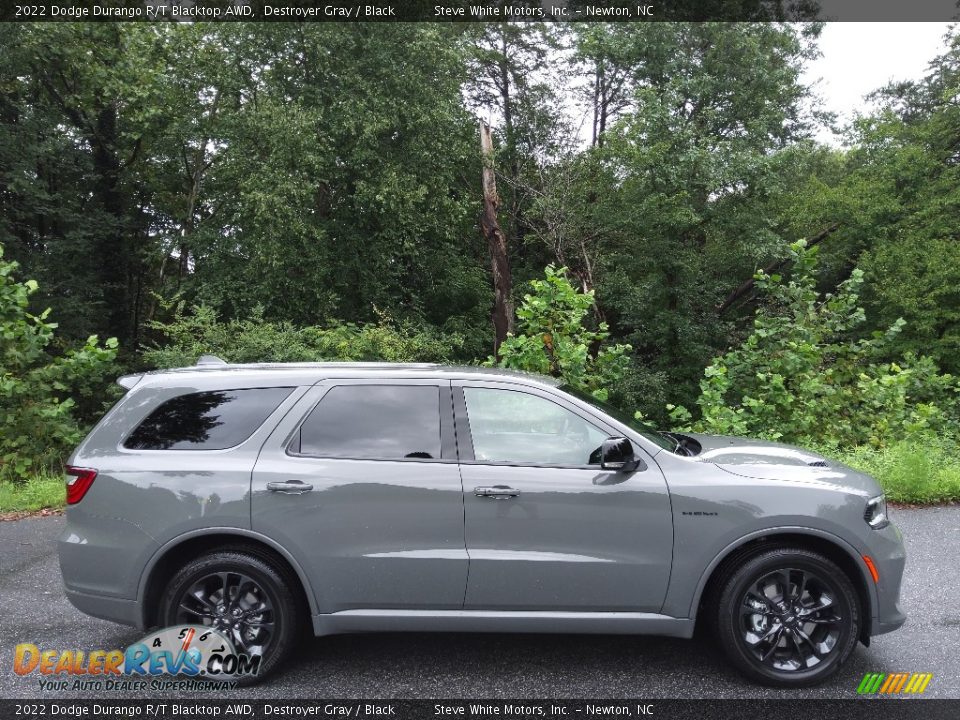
[
  {"left": 835, "top": 436, "right": 960, "bottom": 504},
  {"left": 0, "top": 471, "right": 65, "bottom": 514}
]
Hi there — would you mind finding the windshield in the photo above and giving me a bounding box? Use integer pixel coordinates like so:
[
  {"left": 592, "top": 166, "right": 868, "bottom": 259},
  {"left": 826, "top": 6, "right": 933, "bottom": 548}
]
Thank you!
[{"left": 559, "top": 385, "right": 676, "bottom": 452}]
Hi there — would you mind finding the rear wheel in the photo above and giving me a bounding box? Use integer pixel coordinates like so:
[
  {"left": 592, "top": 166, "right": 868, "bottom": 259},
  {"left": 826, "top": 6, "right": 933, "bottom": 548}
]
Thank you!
[
  {"left": 159, "top": 548, "right": 301, "bottom": 683},
  {"left": 715, "top": 548, "right": 860, "bottom": 687}
]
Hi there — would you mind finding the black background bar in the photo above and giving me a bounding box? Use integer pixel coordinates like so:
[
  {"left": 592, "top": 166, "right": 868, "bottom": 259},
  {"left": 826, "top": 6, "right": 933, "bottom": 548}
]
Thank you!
[
  {"left": 2, "top": 0, "right": 959, "bottom": 23},
  {"left": 1, "top": 699, "right": 959, "bottom": 720}
]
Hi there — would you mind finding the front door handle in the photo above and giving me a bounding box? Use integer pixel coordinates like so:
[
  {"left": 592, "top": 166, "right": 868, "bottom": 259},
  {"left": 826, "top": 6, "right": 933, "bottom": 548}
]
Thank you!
[
  {"left": 474, "top": 485, "right": 521, "bottom": 499},
  {"left": 266, "top": 480, "right": 313, "bottom": 495}
]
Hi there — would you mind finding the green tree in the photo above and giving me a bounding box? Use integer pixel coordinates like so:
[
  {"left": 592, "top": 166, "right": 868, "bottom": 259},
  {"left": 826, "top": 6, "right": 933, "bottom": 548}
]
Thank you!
[
  {"left": 670, "top": 241, "right": 958, "bottom": 449},
  {"left": 488, "top": 265, "right": 630, "bottom": 401},
  {"left": 0, "top": 244, "right": 118, "bottom": 481},
  {"left": 561, "top": 23, "right": 825, "bottom": 417},
  {"left": 774, "top": 27, "right": 960, "bottom": 373}
]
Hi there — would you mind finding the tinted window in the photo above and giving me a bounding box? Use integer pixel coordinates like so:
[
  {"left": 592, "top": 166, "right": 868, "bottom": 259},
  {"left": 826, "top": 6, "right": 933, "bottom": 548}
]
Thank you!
[
  {"left": 463, "top": 387, "right": 607, "bottom": 466},
  {"left": 297, "top": 385, "right": 441, "bottom": 460},
  {"left": 124, "top": 388, "right": 293, "bottom": 450}
]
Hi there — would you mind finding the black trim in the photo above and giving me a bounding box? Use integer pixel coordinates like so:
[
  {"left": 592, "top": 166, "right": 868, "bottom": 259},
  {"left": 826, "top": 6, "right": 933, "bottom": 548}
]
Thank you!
[
  {"left": 440, "top": 382, "right": 457, "bottom": 461},
  {"left": 452, "top": 386, "right": 475, "bottom": 461},
  {"left": 459, "top": 459, "right": 606, "bottom": 471}
]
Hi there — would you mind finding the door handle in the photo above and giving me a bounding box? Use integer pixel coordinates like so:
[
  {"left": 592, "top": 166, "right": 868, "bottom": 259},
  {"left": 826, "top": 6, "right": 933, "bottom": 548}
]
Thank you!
[
  {"left": 266, "top": 480, "right": 314, "bottom": 495},
  {"left": 474, "top": 485, "right": 521, "bottom": 499}
]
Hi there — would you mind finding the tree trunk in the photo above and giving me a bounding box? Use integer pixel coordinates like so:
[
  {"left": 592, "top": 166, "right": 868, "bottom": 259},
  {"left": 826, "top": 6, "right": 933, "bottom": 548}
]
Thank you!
[{"left": 480, "top": 121, "right": 514, "bottom": 357}]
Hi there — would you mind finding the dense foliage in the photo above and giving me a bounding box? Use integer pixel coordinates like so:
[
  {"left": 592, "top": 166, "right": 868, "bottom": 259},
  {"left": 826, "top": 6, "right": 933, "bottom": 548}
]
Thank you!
[
  {"left": 0, "top": 246, "right": 117, "bottom": 482},
  {"left": 2, "top": 22, "right": 959, "bottom": 502},
  {"left": 144, "top": 304, "right": 466, "bottom": 369},
  {"left": 670, "top": 242, "right": 959, "bottom": 449}
]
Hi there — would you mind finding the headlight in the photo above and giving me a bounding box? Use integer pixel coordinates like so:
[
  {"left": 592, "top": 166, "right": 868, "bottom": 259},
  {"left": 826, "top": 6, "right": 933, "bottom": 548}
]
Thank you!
[{"left": 865, "top": 494, "right": 889, "bottom": 529}]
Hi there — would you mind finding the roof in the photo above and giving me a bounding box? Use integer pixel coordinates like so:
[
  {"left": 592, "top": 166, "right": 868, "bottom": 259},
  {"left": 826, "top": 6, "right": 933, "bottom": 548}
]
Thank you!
[{"left": 117, "top": 360, "right": 560, "bottom": 390}]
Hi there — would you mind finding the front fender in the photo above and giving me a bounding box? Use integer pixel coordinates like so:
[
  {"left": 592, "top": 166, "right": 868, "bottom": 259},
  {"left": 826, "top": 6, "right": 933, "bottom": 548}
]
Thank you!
[{"left": 668, "top": 525, "right": 878, "bottom": 623}]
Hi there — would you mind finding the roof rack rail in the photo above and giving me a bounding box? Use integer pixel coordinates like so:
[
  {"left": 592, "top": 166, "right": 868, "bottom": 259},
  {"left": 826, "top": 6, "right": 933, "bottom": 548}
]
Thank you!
[{"left": 196, "top": 355, "right": 228, "bottom": 367}]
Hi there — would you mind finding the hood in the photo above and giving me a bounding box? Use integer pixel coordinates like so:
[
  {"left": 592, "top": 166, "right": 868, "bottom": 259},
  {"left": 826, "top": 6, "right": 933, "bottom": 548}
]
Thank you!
[
  {"left": 680, "top": 432, "right": 881, "bottom": 496},
  {"left": 684, "top": 432, "right": 830, "bottom": 467}
]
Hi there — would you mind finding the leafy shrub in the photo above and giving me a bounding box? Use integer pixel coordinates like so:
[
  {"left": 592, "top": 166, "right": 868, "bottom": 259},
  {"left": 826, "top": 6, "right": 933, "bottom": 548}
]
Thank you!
[
  {"left": 488, "top": 265, "right": 631, "bottom": 401},
  {"left": 0, "top": 245, "right": 118, "bottom": 482},
  {"left": 670, "top": 241, "right": 959, "bottom": 449},
  {"left": 143, "top": 304, "right": 465, "bottom": 369}
]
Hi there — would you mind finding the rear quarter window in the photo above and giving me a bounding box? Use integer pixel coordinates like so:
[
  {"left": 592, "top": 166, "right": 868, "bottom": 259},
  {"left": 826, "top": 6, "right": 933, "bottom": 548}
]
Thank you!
[{"left": 123, "top": 387, "right": 293, "bottom": 450}]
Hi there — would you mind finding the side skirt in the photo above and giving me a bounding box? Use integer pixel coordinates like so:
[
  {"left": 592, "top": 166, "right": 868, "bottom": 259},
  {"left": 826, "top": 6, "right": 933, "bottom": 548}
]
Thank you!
[{"left": 311, "top": 610, "right": 694, "bottom": 639}]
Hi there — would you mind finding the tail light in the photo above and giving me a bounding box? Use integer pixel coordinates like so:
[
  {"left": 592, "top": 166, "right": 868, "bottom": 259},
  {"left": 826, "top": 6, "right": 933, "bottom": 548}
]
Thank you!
[{"left": 65, "top": 466, "right": 97, "bottom": 505}]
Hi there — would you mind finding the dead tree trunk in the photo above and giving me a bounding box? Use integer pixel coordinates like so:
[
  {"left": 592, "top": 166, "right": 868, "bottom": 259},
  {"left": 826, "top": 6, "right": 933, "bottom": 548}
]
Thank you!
[{"left": 480, "top": 121, "right": 514, "bottom": 357}]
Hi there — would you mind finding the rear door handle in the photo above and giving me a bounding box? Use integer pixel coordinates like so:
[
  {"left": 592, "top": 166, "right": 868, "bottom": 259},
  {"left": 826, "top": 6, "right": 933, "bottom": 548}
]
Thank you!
[
  {"left": 266, "top": 480, "right": 313, "bottom": 495},
  {"left": 474, "top": 485, "right": 521, "bottom": 499}
]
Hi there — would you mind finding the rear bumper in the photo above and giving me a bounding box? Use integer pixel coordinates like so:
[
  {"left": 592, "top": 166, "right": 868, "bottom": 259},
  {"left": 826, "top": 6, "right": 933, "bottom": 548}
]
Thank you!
[
  {"left": 58, "top": 513, "right": 154, "bottom": 631},
  {"left": 63, "top": 587, "right": 142, "bottom": 629}
]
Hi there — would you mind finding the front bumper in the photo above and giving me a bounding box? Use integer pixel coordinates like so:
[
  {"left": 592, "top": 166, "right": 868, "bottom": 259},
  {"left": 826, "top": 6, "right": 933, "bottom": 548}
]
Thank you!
[{"left": 865, "top": 519, "right": 907, "bottom": 637}]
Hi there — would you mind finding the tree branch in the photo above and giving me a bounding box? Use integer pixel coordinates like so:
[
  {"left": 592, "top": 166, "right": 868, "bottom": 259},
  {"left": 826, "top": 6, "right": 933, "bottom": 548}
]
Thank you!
[{"left": 717, "top": 223, "right": 840, "bottom": 316}]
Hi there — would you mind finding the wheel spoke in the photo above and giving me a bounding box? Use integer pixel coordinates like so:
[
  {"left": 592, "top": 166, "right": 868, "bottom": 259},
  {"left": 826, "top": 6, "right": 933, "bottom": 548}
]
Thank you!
[
  {"left": 807, "top": 594, "right": 834, "bottom": 613},
  {"left": 803, "top": 615, "right": 841, "bottom": 625},
  {"left": 191, "top": 589, "right": 217, "bottom": 612},
  {"left": 795, "top": 571, "right": 807, "bottom": 603},
  {"left": 174, "top": 568, "right": 277, "bottom": 658},
  {"left": 779, "top": 570, "right": 793, "bottom": 603},
  {"left": 760, "top": 628, "right": 783, "bottom": 664},
  {"left": 787, "top": 630, "right": 807, "bottom": 667},
  {"left": 179, "top": 600, "right": 214, "bottom": 619},
  {"left": 216, "top": 571, "right": 233, "bottom": 601},
  {"left": 244, "top": 620, "right": 274, "bottom": 629},
  {"left": 737, "top": 566, "right": 846, "bottom": 674},
  {"left": 794, "top": 627, "right": 823, "bottom": 659}
]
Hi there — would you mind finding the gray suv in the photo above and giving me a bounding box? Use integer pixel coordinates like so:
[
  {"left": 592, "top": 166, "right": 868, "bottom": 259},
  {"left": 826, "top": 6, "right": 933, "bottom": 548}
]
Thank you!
[{"left": 59, "top": 359, "right": 906, "bottom": 686}]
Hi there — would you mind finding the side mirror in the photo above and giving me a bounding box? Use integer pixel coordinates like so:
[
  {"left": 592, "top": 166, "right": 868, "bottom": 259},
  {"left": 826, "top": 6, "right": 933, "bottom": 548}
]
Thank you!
[{"left": 601, "top": 436, "right": 642, "bottom": 472}]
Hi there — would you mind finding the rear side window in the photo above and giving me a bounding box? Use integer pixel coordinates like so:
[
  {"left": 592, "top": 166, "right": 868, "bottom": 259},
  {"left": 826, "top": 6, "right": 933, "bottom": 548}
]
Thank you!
[
  {"left": 124, "top": 387, "right": 293, "bottom": 450},
  {"left": 296, "top": 385, "right": 441, "bottom": 460}
]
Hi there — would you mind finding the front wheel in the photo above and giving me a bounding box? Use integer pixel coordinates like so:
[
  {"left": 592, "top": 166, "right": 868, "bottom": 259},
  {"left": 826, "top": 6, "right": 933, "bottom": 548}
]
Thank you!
[
  {"left": 716, "top": 548, "right": 861, "bottom": 687},
  {"left": 158, "top": 548, "right": 301, "bottom": 683}
]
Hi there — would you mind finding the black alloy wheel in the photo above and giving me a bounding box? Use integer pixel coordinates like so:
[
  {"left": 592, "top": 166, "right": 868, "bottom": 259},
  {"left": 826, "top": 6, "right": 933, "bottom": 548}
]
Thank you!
[
  {"left": 174, "top": 569, "right": 276, "bottom": 657},
  {"left": 159, "top": 547, "right": 302, "bottom": 682},
  {"left": 716, "top": 548, "right": 861, "bottom": 686}
]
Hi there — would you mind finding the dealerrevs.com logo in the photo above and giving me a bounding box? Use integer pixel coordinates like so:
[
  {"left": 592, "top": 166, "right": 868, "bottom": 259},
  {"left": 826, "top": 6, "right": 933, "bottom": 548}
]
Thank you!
[{"left": 14, "top": 625, "right": 259, "bottom": 691}]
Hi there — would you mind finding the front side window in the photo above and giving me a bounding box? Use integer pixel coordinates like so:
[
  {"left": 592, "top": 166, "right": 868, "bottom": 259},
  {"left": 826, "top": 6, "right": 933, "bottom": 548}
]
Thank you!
[
  {"left": 124, "top": 387, "right": 293, "bottom": 450},
  {"left": 296, "top": 384, "right": 441, "bottom": 460},
  {"left": 463, "top": 387, "right": 608, "bottom": 466}
]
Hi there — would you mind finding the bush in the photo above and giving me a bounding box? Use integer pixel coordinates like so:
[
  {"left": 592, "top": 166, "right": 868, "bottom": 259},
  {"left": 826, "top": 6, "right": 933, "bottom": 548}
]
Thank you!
[
  {"left": 487, "top": 265, "right": 631, "bottom": 401},
  {"left": 143, "top": 303, "right": 466, "bottom": 369},
  {"left": 670, "top": 241, "right": 959, "bottom": 449},
  {"left": 0, "top": 245, "right": 118, "bottom": 482}
]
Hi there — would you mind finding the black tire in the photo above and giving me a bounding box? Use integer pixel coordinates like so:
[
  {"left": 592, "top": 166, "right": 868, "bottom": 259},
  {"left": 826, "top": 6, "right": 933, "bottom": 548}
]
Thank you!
[
  {"left": 715, "top": 548, "right": 860, "bottom": 687},
  {"left": 159, "top": 547, "right": 302, "bottom": 684}
]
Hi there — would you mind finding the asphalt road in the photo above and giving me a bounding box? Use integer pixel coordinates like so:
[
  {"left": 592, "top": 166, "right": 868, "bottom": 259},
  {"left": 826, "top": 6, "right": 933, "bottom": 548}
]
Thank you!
[{"left": 1, "top": 507, "right": 958, "bottom": 700}]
